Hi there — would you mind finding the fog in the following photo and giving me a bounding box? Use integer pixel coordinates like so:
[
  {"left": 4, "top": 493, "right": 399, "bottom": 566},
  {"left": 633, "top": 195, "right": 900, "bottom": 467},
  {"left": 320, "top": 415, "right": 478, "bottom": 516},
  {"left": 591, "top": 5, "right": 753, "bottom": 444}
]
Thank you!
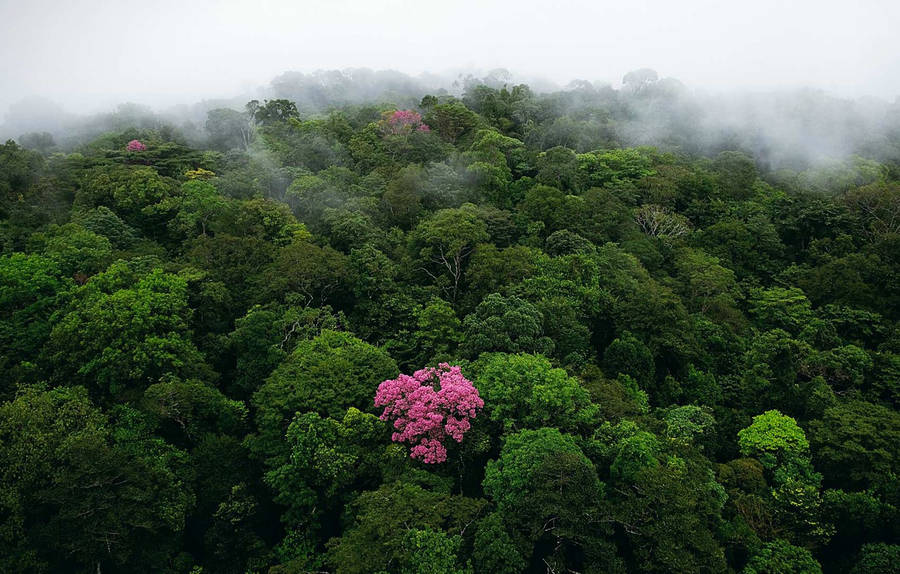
[
  {"left": 3, "top": 0, "right": 899, "bottom": 111},
  {"left": 1, "top": 0, "right": 899, "bottom": 165}
]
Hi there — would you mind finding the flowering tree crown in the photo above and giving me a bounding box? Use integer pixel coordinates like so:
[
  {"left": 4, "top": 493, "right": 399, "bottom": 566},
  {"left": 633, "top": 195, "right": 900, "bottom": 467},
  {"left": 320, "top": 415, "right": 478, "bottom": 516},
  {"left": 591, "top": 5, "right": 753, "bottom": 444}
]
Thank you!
[
  {"left": 379, "top": 109, "right": 431, "bottom": 136},
  {"left": 126, "top": 139, "right": 147, "bottom": 151},
  {"left": 374, "top": 363, "right": 483, "bottom": 463}
]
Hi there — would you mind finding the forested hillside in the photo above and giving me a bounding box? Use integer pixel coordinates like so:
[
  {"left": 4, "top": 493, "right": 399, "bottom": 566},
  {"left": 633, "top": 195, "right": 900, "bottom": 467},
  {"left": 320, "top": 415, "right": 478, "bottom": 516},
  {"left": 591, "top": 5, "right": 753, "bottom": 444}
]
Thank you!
[{"left": 1, "top": 79, "right": 898, "bottom": 574}]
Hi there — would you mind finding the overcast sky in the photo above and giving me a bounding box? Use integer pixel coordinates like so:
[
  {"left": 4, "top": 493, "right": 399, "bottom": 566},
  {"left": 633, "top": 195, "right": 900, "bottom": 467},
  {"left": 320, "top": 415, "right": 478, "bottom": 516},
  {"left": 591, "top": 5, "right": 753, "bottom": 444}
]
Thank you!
[{"left": 1, "top": 0, "right": 899, "bottom": 118}]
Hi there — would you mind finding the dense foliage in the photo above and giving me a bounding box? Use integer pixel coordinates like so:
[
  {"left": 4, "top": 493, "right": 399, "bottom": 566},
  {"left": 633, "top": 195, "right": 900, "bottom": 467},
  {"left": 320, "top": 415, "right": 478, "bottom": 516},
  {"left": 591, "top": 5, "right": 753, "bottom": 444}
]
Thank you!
[{"left": 1, "top": 75, "right": 898, "bottom": 573}]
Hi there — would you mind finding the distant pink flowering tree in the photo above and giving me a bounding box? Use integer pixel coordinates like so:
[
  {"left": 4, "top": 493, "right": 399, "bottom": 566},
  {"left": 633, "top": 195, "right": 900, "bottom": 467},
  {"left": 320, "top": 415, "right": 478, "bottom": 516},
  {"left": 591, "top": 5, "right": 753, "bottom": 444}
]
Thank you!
[
  {"left": 379, "top": 109, "right": 431, "bottom": 136},
  {"left": 126, "top": 139, "right": 147, "bottom": 151},
  {"left": 374, "top": 363, "right": 483, "bottom": 463}
]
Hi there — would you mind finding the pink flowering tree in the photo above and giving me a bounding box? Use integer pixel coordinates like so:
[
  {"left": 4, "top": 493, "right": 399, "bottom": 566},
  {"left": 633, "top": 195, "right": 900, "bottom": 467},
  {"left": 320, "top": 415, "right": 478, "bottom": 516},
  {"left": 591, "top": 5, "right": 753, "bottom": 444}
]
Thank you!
[
  {"left": 374, "top": 363, "right": 483, "bottom": 463},
  {"left": 379, "top": 109, "right": 431, "bottom": 136},
  {"left": 126, "top": 139, "right": 147, "bottom": 151}
]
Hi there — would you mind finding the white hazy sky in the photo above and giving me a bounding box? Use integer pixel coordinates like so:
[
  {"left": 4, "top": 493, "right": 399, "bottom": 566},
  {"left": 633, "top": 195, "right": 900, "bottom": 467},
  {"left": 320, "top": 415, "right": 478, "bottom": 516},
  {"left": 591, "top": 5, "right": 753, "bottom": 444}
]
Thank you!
[{"left": 1, "top": 0, "right": 899, "bottom": 117}]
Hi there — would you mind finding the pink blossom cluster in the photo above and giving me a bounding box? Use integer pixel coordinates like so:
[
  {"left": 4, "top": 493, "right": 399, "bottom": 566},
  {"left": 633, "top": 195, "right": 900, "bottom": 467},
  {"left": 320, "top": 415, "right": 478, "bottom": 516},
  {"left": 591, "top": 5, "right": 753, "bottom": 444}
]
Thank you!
[
  {"left": 379, "top": 109, "right": 431, "bottom": 136},
  {"left": 126, "top": 139, "right": 147, "bottom": 151},
  {"left": 374, "top": 363, "right": 483, "bottom": 463}
]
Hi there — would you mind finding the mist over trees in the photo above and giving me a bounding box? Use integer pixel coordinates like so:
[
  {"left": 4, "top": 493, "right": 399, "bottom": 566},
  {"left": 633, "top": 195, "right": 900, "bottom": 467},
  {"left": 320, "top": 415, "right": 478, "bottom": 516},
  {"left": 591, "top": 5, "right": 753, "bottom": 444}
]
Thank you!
[
  {"left": 4, "top": 68, "right": 900, "bottom": 170},
  {"left": 1, "top": 66, "right": 899, "bottom": 573}
]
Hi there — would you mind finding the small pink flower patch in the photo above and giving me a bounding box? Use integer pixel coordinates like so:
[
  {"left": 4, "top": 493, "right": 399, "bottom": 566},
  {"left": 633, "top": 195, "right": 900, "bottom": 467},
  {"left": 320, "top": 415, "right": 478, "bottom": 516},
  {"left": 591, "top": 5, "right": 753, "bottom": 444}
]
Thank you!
[
  {"left": 126, "top": 140, "right": 147, "bottom": 151},
  {"left": 374, "top": 363, "right": 483, "bottom": 464}
]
